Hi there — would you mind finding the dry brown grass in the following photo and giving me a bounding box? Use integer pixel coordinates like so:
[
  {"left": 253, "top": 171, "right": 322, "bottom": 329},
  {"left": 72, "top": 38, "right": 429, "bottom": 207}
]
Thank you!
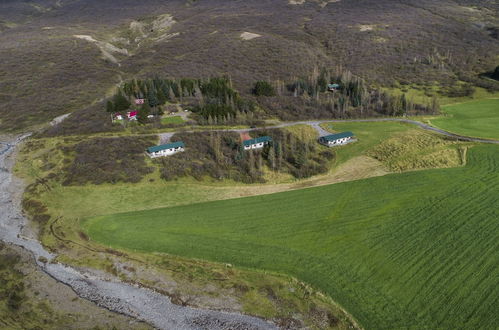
[
  {"left": 367, "top": 130, "right": 464, "bottom": 172},
  {"left": 226, "top": 155, "right": 389, "bottom": 198}
]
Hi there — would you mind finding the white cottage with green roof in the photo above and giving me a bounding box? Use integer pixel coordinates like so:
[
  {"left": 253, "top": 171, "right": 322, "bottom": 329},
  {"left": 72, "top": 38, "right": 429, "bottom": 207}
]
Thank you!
[
  {"left": 243, "top": 136, "right": 272, "bottom": 150},
  {"left": 319, "top": 132, "right": 355, "bottom": 147},
  {"left": 147, "top": 142, "right": 185, "bottom": 158}
]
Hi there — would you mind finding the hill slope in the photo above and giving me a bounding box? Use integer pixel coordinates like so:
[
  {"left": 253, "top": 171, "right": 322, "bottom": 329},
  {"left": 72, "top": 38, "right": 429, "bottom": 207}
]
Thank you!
[{"left": 1, "top": 0, "right": 498, "bottom": 131}]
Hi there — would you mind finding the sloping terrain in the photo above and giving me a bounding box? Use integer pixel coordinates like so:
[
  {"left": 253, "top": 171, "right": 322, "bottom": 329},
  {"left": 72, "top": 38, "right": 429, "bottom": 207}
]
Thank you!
[
  {"left": 0, "top": 0, "right": 498, "bottom": 132},
  {"left": 85, "top": 145, "right": 499, "bottom": 329}
]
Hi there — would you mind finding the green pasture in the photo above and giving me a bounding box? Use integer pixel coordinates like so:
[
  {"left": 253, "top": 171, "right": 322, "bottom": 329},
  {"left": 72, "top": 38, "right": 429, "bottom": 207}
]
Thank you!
[
  {"left": 324, "top": 121, "right": 410, "bottom": 165},
  {"left": 431, "top": 99, "right": 499, "bottom": 140},
  {"left": 85, "top": 145, "right": 499, "bottom": 329},
  {"left": 161, "top": 115, "right": 185, "bottom": 125},
  {"left": 385, "top": 85, "right": 499, "bottom": 106}
]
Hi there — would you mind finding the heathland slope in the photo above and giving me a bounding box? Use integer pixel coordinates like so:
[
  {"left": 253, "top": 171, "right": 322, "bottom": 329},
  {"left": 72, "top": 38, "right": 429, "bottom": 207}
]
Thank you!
[
  {"left": 85, "top": 145, "right": 499, "bottom": 329},
  {"left": 1, "top": 0, "right": 498, "bottom": 131}
]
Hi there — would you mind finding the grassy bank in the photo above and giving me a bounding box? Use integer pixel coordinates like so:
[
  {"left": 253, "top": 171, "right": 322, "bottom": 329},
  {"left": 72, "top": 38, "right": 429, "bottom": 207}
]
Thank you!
[
  {"left": 0, "top": 243, "right": 150, "bottom": 330},
  {"left": 84, "top": 145, "right": 499, "bottom": 329},
  {"left": 18, "top": 122, "right": 440, "bottom": 219}
]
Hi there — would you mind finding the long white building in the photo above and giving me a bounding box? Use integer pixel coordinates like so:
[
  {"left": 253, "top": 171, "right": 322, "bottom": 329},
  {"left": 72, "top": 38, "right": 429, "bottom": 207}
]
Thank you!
[
  {"left": 319, "top": 132, "right": 355, "bottom": 147},
  {"left": 147, "top": 141, "right": 185, "bottom": 158}
]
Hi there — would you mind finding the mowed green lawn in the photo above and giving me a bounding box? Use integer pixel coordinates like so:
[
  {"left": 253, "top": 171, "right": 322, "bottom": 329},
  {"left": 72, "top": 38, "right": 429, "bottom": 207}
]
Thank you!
[
  {"left": 84, "top": 145, "right": 499, "bottom": 329},
  {"left": 432, "top": 99, "right": 499, "bottom": 140},
  {"left": 161, "top": 115, "right": 185, "bottom": 125}
]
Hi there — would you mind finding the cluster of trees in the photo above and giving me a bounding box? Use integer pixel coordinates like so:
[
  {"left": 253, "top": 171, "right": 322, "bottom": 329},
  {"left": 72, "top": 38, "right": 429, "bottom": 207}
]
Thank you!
[
  {"left": 248, "top": 69, "right": 440, "bottom": 121},
  {"left": 104, "top": 68, "right": 442, "bottom": 128},
  {"left": 289, "top": 68, "right": 438, "bottom": 115},
  {"left": 106, "top": 93, "right": 130, "bottom": 113},
  {"left": 191, "top": 77, "right": 256, "bottom": 125},
  {"left": 257, "top": 68, "right": 438, "bottom": 120},
  {"left": 106, "top": 76, "right": 256, "bottom": 125},
  {"left": 157, "top": 129, "right": 334, "bottom": 183}
]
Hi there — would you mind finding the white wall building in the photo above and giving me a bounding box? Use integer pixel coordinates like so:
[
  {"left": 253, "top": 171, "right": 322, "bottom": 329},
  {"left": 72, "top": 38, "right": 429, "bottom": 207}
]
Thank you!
[
  {"left": 147, "top": 141, "right": 185, "bottom": 158},
  {"left": 319, "top": 132, "right": 355, "bottom": 147},
  {"left": 243, "top": 136, "right": 272, "bottom": 150}
]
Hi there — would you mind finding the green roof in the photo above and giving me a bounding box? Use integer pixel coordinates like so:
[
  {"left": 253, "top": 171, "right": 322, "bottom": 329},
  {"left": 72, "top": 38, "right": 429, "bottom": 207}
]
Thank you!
[
  {"left": 147, "top": 141, "right": 185, "bottom": 153},
  {"left": 320, "top": 131, "right": 354, "bottom": 141},
  {"left": 328, "top": 83, "right": 340, "bottom": 88},
  {"left": 243, "top": 136, "right": 272, "bottom": 147}
]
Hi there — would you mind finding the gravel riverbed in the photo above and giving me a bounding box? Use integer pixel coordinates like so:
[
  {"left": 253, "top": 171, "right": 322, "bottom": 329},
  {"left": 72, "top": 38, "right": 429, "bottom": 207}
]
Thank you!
[{"left": 0, "top": 135, "right": 277, "bottom": 330}]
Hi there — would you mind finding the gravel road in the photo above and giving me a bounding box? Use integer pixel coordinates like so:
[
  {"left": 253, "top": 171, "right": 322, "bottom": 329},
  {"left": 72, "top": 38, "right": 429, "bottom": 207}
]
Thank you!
[
  {"left": 0, "top": 135, "right": 277, "bottom": 330},
  {"left": 160, "top": 118, "right": 499, "bottom": 144}
]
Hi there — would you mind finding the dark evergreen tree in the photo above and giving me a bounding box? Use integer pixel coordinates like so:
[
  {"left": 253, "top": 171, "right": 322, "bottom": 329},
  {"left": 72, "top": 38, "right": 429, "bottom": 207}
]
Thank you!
[
  {"left": 157, "top": 88, "right": 167, "bottom": 105},
  {"left": 106, "top": 100, "right": 115, "bottom": 113},
  {"left": 137, "top": 103, "right": 151, "bottom": 124},
  {"left": 253, "top": 81, "right": 276, "bottom": 96},
  {"left": 112, "top": 92, "right": 131, "bottom": 112},
  {"left": 147, "top": 88, "right": 159, "bottom": 108},
  {"left": 491, "top": 65, "right": 499, "bottom": 80}
]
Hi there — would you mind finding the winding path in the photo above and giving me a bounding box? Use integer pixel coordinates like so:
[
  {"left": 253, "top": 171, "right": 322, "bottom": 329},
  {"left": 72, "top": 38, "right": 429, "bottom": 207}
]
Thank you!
[{"left": 1, "top": 116, "right": 497, "bottom": 330}]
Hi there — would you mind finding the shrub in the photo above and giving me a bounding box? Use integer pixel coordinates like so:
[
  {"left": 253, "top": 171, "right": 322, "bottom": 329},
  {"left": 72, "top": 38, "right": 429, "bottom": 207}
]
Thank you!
[
  {"left": 253, "top": 81, "right": 276, "bottom": 96},
  {"left": 63, "top": 136, "right": 155, "bottom": 185},
  {"left": 158, "top": 129, "right": 334, "bottom": 183}
]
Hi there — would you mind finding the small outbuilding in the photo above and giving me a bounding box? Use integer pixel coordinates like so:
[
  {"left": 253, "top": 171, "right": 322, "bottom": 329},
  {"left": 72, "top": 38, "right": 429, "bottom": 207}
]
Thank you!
[
  {"left": 243, "top": 136, "right": 272, "bottom": 150},
  {"left": 147, "top": 141, "right": 185, "bottom": 158},
  {"left": 319, "top": 132, "right": 355, "bottom": 147},
  {"left": 328, "top": 83, "right": 340, "bottom": 91},
  {"left": 127, "top": 111, "right": 138, "bottom": 121},
  {"left": 112, "top": 113, "right": 124, "bottom": 122}
]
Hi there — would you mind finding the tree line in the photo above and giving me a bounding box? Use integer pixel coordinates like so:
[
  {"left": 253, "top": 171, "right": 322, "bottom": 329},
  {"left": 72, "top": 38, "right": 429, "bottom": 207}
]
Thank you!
[
  {"left": 256, "top": 67, "right": 439, "bottom": 117},
  {"left": 105, "top": 68, "right": 440, "bottom": 126},
  {"left": 106, "top": 76, "right": 256, "bottom": 124}
]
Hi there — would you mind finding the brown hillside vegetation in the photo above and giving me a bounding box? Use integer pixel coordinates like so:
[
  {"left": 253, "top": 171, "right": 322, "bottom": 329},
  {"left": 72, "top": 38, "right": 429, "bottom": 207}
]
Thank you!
[{"left": 0, "top": 0, "right": 498, "bottom": 131}]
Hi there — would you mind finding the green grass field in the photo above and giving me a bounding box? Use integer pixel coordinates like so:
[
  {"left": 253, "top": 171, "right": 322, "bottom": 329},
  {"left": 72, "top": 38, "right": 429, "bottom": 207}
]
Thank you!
[
  {"left": 84, "top": 145, "right": 499, "bottom": 329},
  {"left": 324, "top": 121, "right": 412, "bottom": 165},
  {"left": 431, "top": 99, "right": 499, "bottom": 140},
  {"left": 161, "top": 116, "right": 185, "bottom": 125}
]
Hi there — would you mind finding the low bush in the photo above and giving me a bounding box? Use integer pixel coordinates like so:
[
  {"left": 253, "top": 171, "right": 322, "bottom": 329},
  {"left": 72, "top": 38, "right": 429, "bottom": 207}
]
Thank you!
[
  {"left": 159, "top": 129, "right": 335, "bottom": 183},
  {"left": 62, "top": 136, "right": 155, "bottom": 185}
]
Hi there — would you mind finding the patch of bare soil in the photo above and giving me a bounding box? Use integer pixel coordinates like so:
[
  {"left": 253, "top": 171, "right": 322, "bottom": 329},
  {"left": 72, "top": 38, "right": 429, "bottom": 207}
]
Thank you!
[
  {"left": 240, "top": 32, "right": 262, "bottom": 40},
  {"left": 74, "top": 34, "right": 128, "bottom": 64},
  {"left": 289, "top": 0, "right": 340, "bottom": 6}
]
